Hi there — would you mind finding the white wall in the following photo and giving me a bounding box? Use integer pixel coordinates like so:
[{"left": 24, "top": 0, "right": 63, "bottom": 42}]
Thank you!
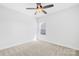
[
  {"left": 0, "top": 5, "right": 36, "bottom": 49},
  {"left": 40, "top": 5, "right": 79, "bottom": 50}
]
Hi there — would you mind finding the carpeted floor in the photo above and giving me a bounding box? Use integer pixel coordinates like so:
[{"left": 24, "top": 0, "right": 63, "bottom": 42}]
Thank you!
[{"left": 0, "top": 40, "right": 78, "bottom": 56}]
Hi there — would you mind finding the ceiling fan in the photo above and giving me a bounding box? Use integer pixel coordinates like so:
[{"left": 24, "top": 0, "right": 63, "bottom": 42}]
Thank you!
[{"left": 26, "top": 3, "right": 54, "bottom": 15}]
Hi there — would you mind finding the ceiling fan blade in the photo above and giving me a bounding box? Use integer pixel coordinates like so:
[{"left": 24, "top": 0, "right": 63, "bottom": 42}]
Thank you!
[
  {"left": 26, "top": 8, "right": 36, "bottom": 10},
  {"left": 42, "top": 10, "right": 47, "bottom": 14},
  {"left": 43, "top": 4, "right": 54, "bottom": 9}
]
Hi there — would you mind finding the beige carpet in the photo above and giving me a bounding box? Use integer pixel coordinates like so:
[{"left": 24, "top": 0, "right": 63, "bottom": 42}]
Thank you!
[{"left": 0, "top": 40, "right": 78, "bottom": 56}]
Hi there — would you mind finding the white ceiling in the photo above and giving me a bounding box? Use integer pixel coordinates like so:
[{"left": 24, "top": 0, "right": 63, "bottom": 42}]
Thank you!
[{"left": 1, "top": 3, "right": 78, "bottom": 18}]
